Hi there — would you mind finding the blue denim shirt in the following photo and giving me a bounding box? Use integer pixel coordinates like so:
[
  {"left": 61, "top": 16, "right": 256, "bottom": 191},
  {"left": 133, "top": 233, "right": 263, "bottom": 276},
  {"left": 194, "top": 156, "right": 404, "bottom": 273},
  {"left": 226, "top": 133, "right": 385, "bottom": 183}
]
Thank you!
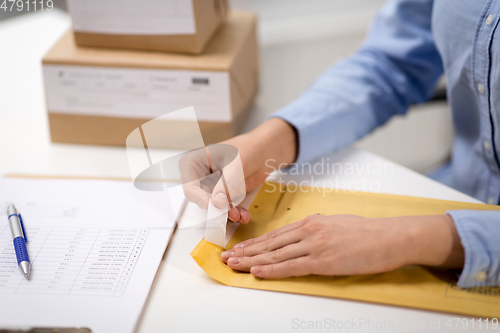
[{"left": 273, "top": 0, "right": 500, "bottom": 288}]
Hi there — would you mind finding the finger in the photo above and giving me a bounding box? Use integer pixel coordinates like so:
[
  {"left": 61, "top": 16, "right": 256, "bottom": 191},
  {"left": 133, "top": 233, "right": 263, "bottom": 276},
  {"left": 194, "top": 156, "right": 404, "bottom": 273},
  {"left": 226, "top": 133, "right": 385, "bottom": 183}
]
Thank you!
[
  {"left": 199, "top": 172, "right": 220, "bottom": 194},
  {"left": 233, "top": 219, "right": 308, "bottom": 249},
  {"left": 212, "top": 189, "right": 229, "bottom": 209},
  {"left": 237, "top": 206, "right": 251, "bottom": 224},
  {"left": 179, "top": 148, "right": 221, "bottom": 210},
  {"left": 220, "top": 153, "right": 246, "bottom": 206},
  {"left": 179, "top": 148, "right": 211, "bottom": 183},
  {"left": 227, "top": 206, "right": 250, "bottom": 224},
  {"left": 211, "top": 156, "right": 246, "bottom": 209},
  {"left": 182, "top": 183, "right": 211, "bottom": 210},
  {"left": 227, "top": 206, "right": 240, "bottom": 222},
  {"left": 250, "top": 256, "right": 312, "bottom": 279},
  {"left": 222, "top": 228, "right": 303, "bottom": 263},
  {"left": 227, "top": 243, "right": 308, "bottom": 271}
]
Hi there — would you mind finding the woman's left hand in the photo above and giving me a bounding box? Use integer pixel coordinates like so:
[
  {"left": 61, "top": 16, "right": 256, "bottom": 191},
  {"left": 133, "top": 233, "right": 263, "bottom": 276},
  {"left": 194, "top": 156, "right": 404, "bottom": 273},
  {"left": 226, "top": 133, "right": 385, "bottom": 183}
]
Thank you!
[{"left": 221, "top": 214, "right": 464, "bottom": 279}]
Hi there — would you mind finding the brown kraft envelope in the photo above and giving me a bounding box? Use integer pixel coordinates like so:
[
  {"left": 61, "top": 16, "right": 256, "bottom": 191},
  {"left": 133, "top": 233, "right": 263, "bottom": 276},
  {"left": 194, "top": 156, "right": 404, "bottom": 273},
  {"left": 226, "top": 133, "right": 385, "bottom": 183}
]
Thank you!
[{"left": 192, "top": 182, "right": 500, "bottom": 318}]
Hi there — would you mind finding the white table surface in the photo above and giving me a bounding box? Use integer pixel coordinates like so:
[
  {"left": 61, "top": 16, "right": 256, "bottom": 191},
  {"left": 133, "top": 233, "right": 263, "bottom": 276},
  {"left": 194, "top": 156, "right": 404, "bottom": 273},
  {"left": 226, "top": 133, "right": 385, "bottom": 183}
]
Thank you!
[{"left": 0, "top": 10, "right": 486, "bottom": 333}]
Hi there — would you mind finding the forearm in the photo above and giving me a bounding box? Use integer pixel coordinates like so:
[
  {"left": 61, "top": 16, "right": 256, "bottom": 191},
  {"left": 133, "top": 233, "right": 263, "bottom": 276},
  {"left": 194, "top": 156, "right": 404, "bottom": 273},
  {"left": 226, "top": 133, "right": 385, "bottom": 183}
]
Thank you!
[
  {"left": 245, "top": 118, "right": 297, "bottom": 168},
  {"left": 269, "top": 0, "right": 443, "bottom": 165}
]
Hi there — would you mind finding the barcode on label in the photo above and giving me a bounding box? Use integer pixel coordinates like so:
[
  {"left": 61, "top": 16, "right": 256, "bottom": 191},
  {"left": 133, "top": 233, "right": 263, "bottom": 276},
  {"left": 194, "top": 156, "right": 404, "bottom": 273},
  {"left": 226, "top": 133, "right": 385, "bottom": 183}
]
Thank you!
[{"left": 192, "top": 78, "right": 210, "bottom": 85}]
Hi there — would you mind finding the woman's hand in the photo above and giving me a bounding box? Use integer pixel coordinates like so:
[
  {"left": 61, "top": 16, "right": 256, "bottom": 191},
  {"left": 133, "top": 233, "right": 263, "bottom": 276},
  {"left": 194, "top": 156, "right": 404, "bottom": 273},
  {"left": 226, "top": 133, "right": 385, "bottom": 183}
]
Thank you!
[
  {"left": 221, "top": 214, "right": 464, "bottom": 278},
  {"left": 180, "top": 118, "right": 297, "bottom": 223}
]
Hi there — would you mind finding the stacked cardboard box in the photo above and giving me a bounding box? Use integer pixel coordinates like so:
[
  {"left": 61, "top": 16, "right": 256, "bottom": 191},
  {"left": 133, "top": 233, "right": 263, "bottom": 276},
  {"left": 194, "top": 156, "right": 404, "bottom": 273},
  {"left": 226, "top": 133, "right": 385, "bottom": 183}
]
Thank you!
[
  {"left": 68, "top": 0, "right": 229, "bottom": 54},
  {"left": 43, "top": 1, "right": 258, "bottom": 149}
]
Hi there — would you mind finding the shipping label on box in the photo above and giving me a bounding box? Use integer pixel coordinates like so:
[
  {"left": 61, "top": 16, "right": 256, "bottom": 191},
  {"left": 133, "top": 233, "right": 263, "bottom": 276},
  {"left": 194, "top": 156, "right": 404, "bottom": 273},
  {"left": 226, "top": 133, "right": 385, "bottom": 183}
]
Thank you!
[
  {"left": 67, "top": 0, "right": 196, "bottom": 35},
  {"left": 43, "top": 65, "right": 232, "bottom": 122}
]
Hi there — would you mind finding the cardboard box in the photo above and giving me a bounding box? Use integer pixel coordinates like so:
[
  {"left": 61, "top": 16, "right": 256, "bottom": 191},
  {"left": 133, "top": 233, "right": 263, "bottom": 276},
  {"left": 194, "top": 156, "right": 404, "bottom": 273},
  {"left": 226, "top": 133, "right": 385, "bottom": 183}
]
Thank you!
[
  {"left": 42, "top": 11, "right": 258, "bottom": 149},
  {"left": 68, "top": 0, "right": 229, "bottom": 54},
  {"left": 68, "top": 0, "right": 228, "bottom": 54}
]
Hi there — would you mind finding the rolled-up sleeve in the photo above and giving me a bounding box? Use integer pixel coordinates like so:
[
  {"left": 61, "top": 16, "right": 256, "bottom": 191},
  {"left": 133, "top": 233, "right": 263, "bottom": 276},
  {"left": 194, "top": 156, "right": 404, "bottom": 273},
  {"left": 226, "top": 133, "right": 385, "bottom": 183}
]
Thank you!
[
  {"left": 271, "top": 0, "right": 443, "bottom": 164},
  {"left": 447, "top": 210, "right": 500, "bottom": 288}
]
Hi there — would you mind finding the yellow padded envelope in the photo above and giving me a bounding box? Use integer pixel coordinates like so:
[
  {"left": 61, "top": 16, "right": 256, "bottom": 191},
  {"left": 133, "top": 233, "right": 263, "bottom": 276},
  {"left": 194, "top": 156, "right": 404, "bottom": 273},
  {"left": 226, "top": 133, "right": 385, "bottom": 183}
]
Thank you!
[{"left": 191, "top": 183, "right": 500, "bottom": 317}]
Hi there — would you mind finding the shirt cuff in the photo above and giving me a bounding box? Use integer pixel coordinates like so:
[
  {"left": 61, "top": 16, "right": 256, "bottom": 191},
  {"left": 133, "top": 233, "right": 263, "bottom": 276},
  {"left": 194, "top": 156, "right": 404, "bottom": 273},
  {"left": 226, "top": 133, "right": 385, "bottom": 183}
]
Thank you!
[
  {"left": 447, "top": 210, "right": 500, "bottom": 288},
  {"left": 268, "top": 102, "right": 333, "bottom": 165},
  {"left": 268, "top": 101, "right": 371, "bottom": 165}
]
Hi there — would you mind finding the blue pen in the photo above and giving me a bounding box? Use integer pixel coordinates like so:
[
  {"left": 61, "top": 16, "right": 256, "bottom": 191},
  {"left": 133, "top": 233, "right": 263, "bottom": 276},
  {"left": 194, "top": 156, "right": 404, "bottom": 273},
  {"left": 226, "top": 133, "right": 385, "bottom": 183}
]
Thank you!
[{"left": 7, "top": 204, "right": 31, "bottom": 279}]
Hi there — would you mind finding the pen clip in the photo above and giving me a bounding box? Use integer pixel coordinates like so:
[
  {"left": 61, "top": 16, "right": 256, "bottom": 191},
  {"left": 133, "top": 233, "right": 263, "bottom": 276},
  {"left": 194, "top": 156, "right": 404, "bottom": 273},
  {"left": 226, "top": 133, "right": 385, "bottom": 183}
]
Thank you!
[{"left": 19, "top": 213, "right": 28, "bottom": 243}]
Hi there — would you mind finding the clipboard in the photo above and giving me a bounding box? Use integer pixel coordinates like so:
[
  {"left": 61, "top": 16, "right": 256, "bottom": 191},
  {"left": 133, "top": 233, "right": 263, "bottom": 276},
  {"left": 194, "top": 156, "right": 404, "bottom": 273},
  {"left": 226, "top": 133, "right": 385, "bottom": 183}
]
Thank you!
[{"left": 1, "top": 175, "right": 186, "bottom": 333}]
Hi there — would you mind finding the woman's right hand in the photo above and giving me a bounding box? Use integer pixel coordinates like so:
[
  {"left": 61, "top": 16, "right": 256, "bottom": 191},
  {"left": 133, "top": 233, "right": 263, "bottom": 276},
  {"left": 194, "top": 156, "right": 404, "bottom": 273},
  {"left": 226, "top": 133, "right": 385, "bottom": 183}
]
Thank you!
[{"left": 179, "top": 118, "right": 297, "bottom": 223}]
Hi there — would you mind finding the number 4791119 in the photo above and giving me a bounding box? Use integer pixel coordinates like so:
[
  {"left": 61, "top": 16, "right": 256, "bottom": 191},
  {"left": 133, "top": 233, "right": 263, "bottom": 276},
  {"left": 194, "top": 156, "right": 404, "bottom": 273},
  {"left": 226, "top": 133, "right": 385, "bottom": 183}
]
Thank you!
[
  {"left": 0, "top": 0, "right": 53, "bottom": 11},
  {"left": 445, "top": 318, "right": 499, "bottom": 330}
]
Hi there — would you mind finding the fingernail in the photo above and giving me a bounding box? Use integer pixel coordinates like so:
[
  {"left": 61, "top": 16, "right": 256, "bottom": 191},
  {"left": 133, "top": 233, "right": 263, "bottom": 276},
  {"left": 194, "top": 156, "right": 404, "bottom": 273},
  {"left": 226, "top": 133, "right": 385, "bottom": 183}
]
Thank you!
[
  {"left": 228, "top": 257, "right": 241, "bottom": 265},
  {"left": 222, "top": 250, "right": 234, "bottom": 259},
  {"left": 251, "top": 266, "right": 262, "bottom": 275},
  {"left": 233, "top": 242, "right": 245, "bottom": 248},
  {"left": 215, "top": 192, "right": 228, "bottom": 205}
]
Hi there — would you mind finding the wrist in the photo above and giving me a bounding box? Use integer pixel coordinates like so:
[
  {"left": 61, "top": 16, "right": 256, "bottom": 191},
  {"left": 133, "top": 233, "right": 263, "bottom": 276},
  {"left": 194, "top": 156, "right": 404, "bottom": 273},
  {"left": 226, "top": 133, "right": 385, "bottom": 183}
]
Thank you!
[
  {"left": 403, "top": 215, "right": 464, "bottom": 268},
  {"left": 250, "top": 118, "right": 297, "bottom": 169}
]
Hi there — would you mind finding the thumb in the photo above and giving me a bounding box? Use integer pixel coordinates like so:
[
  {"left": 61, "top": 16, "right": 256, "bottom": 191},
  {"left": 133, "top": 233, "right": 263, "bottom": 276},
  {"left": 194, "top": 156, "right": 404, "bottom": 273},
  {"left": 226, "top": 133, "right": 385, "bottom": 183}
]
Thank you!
[
  {"left": 211, "top": 177, "right": 229, "bottom": 209},
  {"left": 210, "top": 151, "right": 246, "bottom": 209}
]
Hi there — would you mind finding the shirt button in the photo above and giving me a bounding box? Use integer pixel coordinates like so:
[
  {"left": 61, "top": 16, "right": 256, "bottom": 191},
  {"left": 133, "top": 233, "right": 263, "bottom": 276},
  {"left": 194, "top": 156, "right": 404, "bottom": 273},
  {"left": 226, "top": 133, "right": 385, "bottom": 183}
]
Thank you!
[
  {"left": 478, "top": 83, "right": 484, "bottom": 94},
  {"left": 484, "top": 140, "right": 491, "bottom": 153},
  {"left": 475, "top": 271, "right": 488, "bottom": 282},
  {"left": 487, "top": 197, "right": 495, "bottom": 205},
  {"left": 486, "top": 14, "right": 493, "bottom": 26}
]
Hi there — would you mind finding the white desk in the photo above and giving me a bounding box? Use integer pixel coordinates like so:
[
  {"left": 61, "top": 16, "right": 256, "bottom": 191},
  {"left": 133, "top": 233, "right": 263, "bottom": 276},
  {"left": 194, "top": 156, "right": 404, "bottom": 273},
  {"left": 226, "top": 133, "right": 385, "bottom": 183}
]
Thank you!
[{"left": 0, "top": 10, "right": 484, "bottom": 333}]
